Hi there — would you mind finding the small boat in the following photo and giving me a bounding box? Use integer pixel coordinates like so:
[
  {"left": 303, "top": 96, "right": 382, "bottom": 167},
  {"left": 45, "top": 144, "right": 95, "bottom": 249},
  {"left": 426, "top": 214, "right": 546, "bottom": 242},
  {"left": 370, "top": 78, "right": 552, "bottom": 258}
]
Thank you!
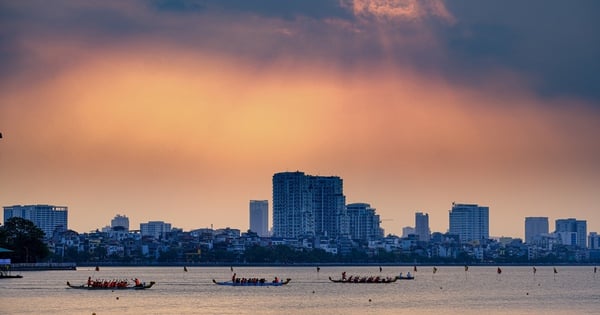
[
  {"left": 328, "top": 276, "right": 399, "bottom": 283},
  {"left": 0, "top": 268, "right": 22, "bottom": 279},
  {"left": 212, "top": 278, "right": 291, "bottom": 286},
  {"left": 66, "top": 281, "right": 155, "bottom": 290},
  {"left": 397, "top": 275, "right": 415, "bottom": 280}
]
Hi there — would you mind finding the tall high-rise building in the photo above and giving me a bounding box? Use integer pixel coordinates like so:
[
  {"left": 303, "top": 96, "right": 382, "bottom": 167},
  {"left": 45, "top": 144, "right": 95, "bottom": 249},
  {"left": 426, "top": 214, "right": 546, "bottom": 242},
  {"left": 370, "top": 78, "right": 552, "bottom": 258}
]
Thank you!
[
  {"left": 3, "top": 204, "right": 68, "bottom": 238},
  {"left": 111, "top": 214, "right": 130, "bottom": 231},
  {"left": 249, "top": 200, "right": 269, "bottom": 237},
  {"left": 589, "top": 232, "right": 600, "bottom": 250},
  {"left": 524, "top": 217, "right": 548, "bottom": 244},
  {"left": 273, "top": 171, "right": 312, "bottom": 238},
  {"left": 415, "top": 212, "right": 430, "bottom": 242},
  {"left": 312, "top": 176, "right": 347, "bottom": 238},
  {"left": 555, "top": 218, "right": 587, "bottom": 248},
  {"left": 272, "top": 171, "right": 346, "bottom": 239},
  {"left": 346, "top": 203, "right": 383, "bottom": 242},
  {"left": 448, "top": 203, "right": 489, "bottom": 243}
]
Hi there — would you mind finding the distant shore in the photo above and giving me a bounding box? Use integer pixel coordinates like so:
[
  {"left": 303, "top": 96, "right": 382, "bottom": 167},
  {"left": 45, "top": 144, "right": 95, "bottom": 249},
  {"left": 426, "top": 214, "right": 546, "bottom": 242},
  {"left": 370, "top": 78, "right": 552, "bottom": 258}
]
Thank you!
[
  {"left": 8, "top": 261, "right": 597, "bottom": 271},
  {"left": 9, "top": 262, "right": 76, "bottom": 271},
  {"left": 75, "top": 262, "right": 599, "bottom": 268}
]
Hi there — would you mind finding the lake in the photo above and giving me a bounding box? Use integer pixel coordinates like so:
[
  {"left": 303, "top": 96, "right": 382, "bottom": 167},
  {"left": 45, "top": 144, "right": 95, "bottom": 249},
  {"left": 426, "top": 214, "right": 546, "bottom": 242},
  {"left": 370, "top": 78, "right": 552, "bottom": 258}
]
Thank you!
[{"left": 0, "top": 266, "right": 598, "bottom": 314}]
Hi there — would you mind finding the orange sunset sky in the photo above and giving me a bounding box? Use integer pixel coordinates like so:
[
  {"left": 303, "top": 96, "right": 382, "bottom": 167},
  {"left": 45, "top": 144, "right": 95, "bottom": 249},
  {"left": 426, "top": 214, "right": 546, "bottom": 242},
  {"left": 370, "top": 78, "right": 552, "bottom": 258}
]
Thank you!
[{"left": 1, "top": 1, "right": 600, "bottom": 238}]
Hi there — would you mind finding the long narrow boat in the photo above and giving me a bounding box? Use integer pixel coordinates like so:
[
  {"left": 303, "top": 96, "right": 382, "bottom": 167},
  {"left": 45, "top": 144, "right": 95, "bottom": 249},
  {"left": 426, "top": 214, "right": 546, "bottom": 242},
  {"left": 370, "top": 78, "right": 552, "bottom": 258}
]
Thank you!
[
  {"left": 0, "top": 274, "right": 23, "bottom": 279},
  {"left": 328, "top": 276, "right": 398, "bottom": 283},
  {"left": 66, "top": 281, "right": 155, "bottom": 290},
  {"left": 212, "top": 278, "right": 291, "bottom": 286}
]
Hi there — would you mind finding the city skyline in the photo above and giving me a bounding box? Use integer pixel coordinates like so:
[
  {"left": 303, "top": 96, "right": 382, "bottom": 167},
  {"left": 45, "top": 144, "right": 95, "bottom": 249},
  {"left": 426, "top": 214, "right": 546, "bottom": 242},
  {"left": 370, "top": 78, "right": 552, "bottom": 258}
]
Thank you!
[
  {"left": 4, "top": 200, "right": 598, "bottom": 244},
  {"left": 1, "top": 1, "right": 599, "bottom": 238}
]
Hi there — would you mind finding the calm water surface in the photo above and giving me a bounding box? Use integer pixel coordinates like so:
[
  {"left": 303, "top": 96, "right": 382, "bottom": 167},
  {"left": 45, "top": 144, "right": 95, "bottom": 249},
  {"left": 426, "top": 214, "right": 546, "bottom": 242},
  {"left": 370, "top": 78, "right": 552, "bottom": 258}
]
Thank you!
[{"left": 1, "top": 266, "right": 598, "bottom": 314}]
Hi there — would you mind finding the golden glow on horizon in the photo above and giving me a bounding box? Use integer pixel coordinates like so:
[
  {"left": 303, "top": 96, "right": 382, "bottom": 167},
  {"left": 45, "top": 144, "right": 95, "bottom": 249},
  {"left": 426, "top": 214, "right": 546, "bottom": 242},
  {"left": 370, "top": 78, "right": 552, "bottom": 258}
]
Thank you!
[{"left": 1, "top": 41, "right": 599, "bottom": 237}]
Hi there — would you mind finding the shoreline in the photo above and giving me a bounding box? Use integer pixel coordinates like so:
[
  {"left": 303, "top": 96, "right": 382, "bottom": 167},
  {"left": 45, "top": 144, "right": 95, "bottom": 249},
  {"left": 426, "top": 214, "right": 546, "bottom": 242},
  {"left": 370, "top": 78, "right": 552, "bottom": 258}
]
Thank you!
[
  {"left": 8, "top": 262, "right": 76, "bottom": 271},
  {"left": 76, "top": 262, "right": 599, "bottom": 267},
  {"left": 9, "top": 262, "right": 598, "bottom": 271}
]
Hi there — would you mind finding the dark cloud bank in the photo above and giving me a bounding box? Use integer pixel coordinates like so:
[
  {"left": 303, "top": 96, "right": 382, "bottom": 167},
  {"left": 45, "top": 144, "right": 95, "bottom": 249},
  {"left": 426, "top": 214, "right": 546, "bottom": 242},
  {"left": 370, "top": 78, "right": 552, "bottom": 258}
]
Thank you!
[{"left": 1, "top": 0, "right": 599, "bottom": 104}]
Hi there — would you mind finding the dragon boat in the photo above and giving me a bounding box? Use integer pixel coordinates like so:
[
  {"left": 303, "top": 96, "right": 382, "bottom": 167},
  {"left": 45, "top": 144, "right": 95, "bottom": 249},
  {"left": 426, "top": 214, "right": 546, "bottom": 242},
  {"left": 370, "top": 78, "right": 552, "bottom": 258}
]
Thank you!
[
  {"left": 66, "top": 280, "right": 155, "bottom": 290},
  {"left": 328, "top": 274, "right": 413, "bottom": 283},
  {"left": 212, "top": 278, "right": 291, "bottom": 286}
]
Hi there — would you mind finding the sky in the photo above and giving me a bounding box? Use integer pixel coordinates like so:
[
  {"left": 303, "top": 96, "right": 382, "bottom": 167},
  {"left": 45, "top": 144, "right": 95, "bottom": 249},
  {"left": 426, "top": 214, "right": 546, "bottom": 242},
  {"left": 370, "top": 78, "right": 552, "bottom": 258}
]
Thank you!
[{"left": 1, "top": 0, "right": 599, "bottom": 239}]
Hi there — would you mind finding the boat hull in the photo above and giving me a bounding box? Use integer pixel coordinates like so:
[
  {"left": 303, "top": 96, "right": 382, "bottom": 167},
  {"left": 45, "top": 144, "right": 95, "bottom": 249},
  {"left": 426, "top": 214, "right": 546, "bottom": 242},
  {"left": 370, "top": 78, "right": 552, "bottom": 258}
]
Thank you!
[
  {"left": 66, "top": 281, "right": 155, "bottom": 290},
  {"left": 212, "top": 279, "right": 291, "bottom": 286},
  {"left": 328, "top": 275, "right": 413, "bottom": 283}
]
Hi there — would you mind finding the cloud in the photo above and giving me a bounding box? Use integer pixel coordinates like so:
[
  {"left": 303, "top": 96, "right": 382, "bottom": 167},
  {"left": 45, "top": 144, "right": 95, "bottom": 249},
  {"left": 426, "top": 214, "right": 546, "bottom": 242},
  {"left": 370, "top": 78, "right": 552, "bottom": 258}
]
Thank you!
[
  {"left": 1, "top": 0, "right": 599, "bottom": 235},
  {"left": 0, "top": 0, "right": 447, "bottom": 90},
  {"left": 350, "top": 0, "right": 455, "bottom": 23},
  {"left": 444, "top": 0, "right": 600, "bottom": 102},
  {"left": 2, "top": 43, "right": 599, "bottom": 234},
  {"left": 5, "top": 0, "right": 596, "bottom": 105}
]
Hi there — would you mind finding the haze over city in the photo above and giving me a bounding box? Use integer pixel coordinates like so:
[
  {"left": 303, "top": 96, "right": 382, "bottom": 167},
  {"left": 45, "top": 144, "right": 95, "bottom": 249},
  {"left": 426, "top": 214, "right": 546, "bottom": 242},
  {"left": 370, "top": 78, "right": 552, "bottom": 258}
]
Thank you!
[{"left": 1, "top": 1, "right": 599, "bottom": 239}]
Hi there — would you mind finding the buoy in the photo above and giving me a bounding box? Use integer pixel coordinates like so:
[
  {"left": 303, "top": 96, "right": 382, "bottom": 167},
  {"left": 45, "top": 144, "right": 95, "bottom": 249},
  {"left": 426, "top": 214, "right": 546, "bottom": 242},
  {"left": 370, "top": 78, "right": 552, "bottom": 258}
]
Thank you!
[{"left": 116, "top": 297, "right": 119, "bottom": 300}]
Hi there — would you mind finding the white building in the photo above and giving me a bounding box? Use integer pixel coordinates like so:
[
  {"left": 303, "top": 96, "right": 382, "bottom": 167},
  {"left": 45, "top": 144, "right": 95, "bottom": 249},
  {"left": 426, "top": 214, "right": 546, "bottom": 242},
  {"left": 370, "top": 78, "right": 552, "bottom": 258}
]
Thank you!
[
  {"left": 524, "top": 217, "right": 549, "bottom": 244},
  {"left": 555, "top": 218, "right": 587, "bottom": 248},
  {"left": 111, "top": 214, "right": 130, "bottom": 231},
  {"left": 3, "top": 204, "right": 68, "bottom": 239},
  {"left": 140, "top": 221, "right": 172, "bottom": 239},
  {"left": 415, "top": 212, "right": 431, "bottom": 242},
  {"left": 272, "top": 171, "right": 346, "bottom": 239},
  {"left": 346, "top": 203, "right": 384, "bottom": 242},
  {"left": 249, "top": 200, "right": 269, "bottom": 237},
  {"left": 402, "top": 226, "right": 415, "bottom": 238},
  {"left": 556, "top": 231, "right": 578, "bottom": 246},
  {"left": 448, "top": 203, "right": 489, "bottom": 243},
  {"left": 588, "top": 232, "right": 599, "bottom": 250}
]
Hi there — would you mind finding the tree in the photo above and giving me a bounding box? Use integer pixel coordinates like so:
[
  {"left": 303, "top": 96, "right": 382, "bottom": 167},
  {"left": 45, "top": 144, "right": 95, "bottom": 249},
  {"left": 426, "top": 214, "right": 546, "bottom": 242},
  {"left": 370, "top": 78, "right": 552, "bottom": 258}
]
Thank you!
[
  {"left": 158, "top": 248, "right": 179, "bottom": 262},
  {"left": 91, "top": 246, "right": 108, "bottom": 261},
  {"left": 244, "top": 244, "right": 274, "bottom": 263},
  {"left": 0, "top": 217, "right": 49, "bottom": 263}
]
